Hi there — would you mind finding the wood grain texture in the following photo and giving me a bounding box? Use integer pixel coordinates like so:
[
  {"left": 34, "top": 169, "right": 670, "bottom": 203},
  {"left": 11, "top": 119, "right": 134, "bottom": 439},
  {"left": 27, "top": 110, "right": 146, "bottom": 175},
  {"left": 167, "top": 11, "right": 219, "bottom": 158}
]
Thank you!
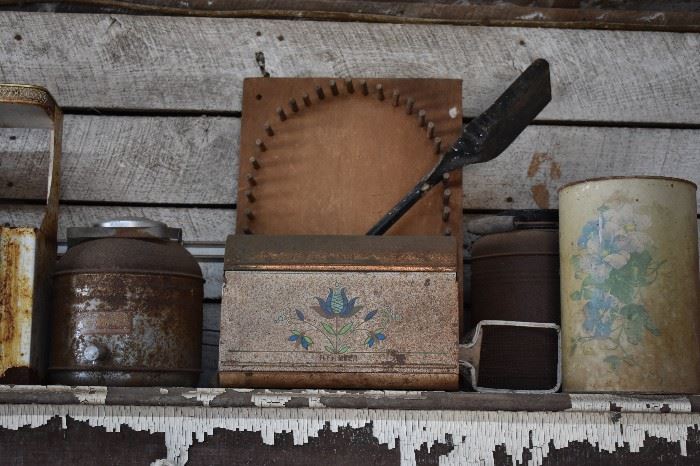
[
  {"left": 3, "top": 116, "right": 700, "bottom": 209},
  {"left": 2, "top": 0, "right": 700, "bottom": 33},
  {"left": 463, "top": 126, "right": 700, "bottom": 210},
  {"left": 0, "top": 204, "right": 235, "bottom": 242},
  {"left": 0, "top": 115, "right": 238, "bottom": 203},
  {"left": 0, "top": 12, "right": 698, "bottom": 123}
]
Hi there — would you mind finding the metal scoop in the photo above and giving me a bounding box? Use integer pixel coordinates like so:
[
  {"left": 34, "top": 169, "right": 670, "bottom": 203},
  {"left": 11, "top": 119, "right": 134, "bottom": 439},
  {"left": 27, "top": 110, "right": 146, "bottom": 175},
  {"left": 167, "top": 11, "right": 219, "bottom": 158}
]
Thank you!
[{"left": 367, "top": 59, "right": 552, "bottom": 235}]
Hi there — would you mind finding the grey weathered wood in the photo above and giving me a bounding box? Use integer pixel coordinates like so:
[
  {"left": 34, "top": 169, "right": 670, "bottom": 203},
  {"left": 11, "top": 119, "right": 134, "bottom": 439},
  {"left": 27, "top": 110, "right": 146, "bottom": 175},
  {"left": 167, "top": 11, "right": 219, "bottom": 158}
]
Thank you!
[
  {"left": 0, "top": 115, "right": 238, "bottom": 203},
  {"left": 200, "top": 261, "right": 223, "bottom": 300},
  {"left": 6, "top": 0, "right": 700, "bottom": 33},
  {"left": 203, "top": 302, "right": 221, "bottom": 332},
  {"left": 463, "top": 126, "right": 700, "bottom": 210},
  {"left": 3, "top": 116, "right": 700, "bottom": 209},
  {"left": 0, "top": 13, "right": 698, "bottom": 123},
  {"left": 0, "top": 204, "right": 235, "bottom": 242}
]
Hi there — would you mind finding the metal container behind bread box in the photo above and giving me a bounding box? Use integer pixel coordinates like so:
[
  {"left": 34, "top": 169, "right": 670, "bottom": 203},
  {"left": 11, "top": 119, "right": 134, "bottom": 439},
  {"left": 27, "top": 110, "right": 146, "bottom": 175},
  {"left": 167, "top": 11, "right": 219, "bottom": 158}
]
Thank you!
[
  {"left": 0, "top": 85, "right": 62, "bottom": 384},
  {"left": 49, "top": 219, "right": 203, "bottom": 386},
  {"left": 469, "top": 229, "right": 560, "bottom": 391},
  {"left": 219, "top": 235, "right": 459, "bottom": 390}
]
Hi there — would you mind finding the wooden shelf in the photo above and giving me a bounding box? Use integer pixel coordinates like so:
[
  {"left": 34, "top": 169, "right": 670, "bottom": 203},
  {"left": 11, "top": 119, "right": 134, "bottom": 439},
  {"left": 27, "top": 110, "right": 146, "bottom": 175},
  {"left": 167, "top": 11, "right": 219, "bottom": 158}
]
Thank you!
[{"left": 1, "top": 385, "right": 698, "bottom": 414}]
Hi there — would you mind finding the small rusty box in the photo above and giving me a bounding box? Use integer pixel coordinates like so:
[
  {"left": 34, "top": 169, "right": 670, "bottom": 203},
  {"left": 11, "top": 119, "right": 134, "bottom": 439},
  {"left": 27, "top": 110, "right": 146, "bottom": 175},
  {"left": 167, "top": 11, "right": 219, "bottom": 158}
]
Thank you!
[{"left": 219, "top": 235, "right": 459, "bottom": 390}]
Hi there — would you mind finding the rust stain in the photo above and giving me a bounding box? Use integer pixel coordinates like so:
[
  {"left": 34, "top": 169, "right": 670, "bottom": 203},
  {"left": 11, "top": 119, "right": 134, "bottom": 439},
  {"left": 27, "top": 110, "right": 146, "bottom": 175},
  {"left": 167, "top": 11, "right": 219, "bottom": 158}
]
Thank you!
[
  {"left": 0, "top": 228, "right": 34, "bottom": 379},
  {"left": 550, "top": 161, "right": 561, "bottom": 180},
  {"left": 527, "top": 152, "right": 547, "bottom": 178},
  {"left": 530, "top": 184, "right": 550, "bottom": 209},
  {"left": 527, "top": 152, "right": 560, "bottom": 207},
  {"left": 528, "top": 152, "right": 561, "bottom": 180}
]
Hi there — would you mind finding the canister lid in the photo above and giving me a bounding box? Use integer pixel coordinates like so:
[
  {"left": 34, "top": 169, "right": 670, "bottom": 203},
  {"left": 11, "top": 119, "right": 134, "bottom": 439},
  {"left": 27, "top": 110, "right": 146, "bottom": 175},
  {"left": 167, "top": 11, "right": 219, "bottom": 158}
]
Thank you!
[
  {"left": 558, "top": 176, "right": 697, "bottom": 192},
  {"left": 67, "top": 217, "right": 182, "bottom": 248},
  {"left": 471, "top": 229, "right": 558, "bottom": 260},
  {"left": 225, "top": 235, "right": 457, "bottom": 272}
]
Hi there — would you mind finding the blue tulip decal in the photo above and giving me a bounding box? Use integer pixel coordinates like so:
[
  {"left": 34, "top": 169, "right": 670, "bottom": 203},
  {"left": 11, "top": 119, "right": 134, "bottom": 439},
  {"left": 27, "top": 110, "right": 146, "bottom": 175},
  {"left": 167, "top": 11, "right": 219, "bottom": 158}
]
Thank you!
[{"left": 313, "top": 287, "right": 362, "bottom": 319}]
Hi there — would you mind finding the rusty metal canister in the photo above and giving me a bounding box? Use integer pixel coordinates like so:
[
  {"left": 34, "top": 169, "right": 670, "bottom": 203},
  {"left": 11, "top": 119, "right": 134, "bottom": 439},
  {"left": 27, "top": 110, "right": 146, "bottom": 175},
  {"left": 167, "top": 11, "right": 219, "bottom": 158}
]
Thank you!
[
  {"left": 560, "top": 176, "right": 700, "bottom": 393},
  {"left": 49, "top": 218, "right": 203, "bottom": 386},
  {"left": 469, "top": 228, "right": 560, "bottom": 391}
]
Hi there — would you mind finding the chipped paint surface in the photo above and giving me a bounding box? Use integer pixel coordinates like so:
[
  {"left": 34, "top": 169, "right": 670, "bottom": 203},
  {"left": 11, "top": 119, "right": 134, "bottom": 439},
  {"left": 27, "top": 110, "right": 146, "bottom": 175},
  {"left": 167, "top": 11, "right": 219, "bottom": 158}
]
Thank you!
[
  {"left": 570, "top": 394, "right": 692, "bottom": 413},
  {"left": 0, "top": 385, "right": 108, "bottom": 404},
  {"left": 251, "top": 390, "right": 292, "bottom": 408},
  {"left": 181, "top": 388, "right": 226, "bottom": 407},
  {"left": 0, "top": 404, "right": 698, "bottom": 466}
]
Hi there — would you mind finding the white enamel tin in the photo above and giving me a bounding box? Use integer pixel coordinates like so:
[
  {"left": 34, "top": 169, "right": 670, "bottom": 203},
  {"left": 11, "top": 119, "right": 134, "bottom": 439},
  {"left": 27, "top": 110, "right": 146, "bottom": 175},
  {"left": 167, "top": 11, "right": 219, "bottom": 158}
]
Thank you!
[{"left": 559, "top": 176, "right": 700, "bottom": 393}]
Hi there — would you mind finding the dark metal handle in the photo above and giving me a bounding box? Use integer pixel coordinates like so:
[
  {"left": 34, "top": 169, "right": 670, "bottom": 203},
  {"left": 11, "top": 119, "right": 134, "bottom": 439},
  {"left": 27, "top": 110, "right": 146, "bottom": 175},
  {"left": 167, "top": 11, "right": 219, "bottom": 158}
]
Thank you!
[
  {"left": 367, "top": 59, "right": 551, "bottom": 235},
  {"left": 366, "top": 181, "right": 428, "bottom": 235}
]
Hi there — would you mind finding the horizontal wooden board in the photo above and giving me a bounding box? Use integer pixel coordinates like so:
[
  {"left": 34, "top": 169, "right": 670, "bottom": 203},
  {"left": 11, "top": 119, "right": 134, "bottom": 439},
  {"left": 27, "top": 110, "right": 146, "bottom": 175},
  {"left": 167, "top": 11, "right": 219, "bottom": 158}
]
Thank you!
[
  {"left": 0, "top": 204, "right": 235, "bottom": 242},
  {"left": 463, "top": 125, "right": 700, "bottom": 210},
  {"left": 4, "top": 384, "right": 700, "bottom": 414},
  {"left": 0, "top": 115, "right": 238, "bottom": 204},
  {"left": 3, "top": 116, "right": 700, "bottom": 209},
  {"left": 4, "top": 0, "right": 700, "bottom": 32},
  {"left": 0, "top": 13, "right": 698, "bottom": 123}
]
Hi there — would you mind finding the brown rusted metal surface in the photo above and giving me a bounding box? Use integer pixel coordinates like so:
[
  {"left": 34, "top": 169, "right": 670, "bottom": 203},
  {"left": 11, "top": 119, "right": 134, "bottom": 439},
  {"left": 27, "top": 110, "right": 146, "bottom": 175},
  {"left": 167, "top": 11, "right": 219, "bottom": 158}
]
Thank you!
[
  {"left": 470, "top": 229, "right": 560, "bottom": 325},
  {"left": 49, "top": 236, "right": 203, "bottom": 386},
  {"left": 0, "top": 228, "right": 36, "bottom": 383},
  {"left": 469, "top": 229, "right": 560, "bottom": 391},
  {"left": 225, "top": 235, "right": 456, "bottom": 272},
  {"left": 0, "top": 84, "right": 61, "bottom": 384},
  {"left": 219, "top": 235, "right": 459, "bottom": 390}
]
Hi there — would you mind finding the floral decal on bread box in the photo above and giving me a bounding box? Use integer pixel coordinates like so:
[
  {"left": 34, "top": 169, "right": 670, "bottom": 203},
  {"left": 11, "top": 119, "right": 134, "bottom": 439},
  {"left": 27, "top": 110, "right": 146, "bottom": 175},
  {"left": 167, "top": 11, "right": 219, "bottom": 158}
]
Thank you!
[{"left": 286, "top": 287, "right": 398, "bottom": 354}]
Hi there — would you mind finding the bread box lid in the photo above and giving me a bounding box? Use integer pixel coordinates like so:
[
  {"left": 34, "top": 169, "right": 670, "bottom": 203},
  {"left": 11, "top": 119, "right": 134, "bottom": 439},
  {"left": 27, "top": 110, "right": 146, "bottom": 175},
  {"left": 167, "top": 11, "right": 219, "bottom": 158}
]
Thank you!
[{"left": 224, "top": 235, "right": 457, "bottom": 272}]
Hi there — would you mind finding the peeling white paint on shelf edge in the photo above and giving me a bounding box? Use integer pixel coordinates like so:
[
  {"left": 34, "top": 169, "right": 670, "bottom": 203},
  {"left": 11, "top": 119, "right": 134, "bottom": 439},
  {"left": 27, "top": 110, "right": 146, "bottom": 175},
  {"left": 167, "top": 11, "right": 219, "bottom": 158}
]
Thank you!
[
  {"left": 0, "top": 385, "right": 108, "bottom": 405},
  {"left": 1, "top": 405, "right": 699, "bottom": 466},
  {"left": 569, "top": 394, "right": 692, "bottom": 413},
  {"left": 181, "top": 388, "right": 226, "bottom": 407},
  {"left": 251, "top": 389, "right": 292, "bottom": 408}
]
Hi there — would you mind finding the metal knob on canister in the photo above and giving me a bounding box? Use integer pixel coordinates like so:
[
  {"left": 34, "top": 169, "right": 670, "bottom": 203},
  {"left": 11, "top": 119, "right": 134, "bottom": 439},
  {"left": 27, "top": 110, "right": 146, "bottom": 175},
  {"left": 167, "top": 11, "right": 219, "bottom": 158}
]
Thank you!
[
  {"left": 468, "top": 220, "right": 561, "bottom": 392},
  {"left": 49, "top": 218, "right": 203, "bottom": 386},
  {"left": 559, "top": 176, "right": 700, "bottom": 393}
]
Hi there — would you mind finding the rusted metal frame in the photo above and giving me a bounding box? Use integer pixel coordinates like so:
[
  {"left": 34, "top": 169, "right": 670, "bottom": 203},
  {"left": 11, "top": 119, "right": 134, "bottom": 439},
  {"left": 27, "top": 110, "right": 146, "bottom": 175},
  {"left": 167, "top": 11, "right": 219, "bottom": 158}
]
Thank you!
[
  {"left": 0, "top": 0, "right": 698, "bottom": 33},
  {"left": 0, "top": 85, "right": 61, "bottom": 383}
]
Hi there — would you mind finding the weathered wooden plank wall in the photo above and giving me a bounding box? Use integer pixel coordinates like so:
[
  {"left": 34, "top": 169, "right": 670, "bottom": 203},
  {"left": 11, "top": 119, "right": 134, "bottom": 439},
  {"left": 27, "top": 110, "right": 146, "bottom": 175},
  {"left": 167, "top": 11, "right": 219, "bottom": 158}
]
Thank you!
[
  {"left": 0, "top": 13, "right": 698, "bottom": 123},
  {"left": 3, "top": 0, "right": 700, "bottom": 32},
  {"left": 3, "top": 122, "right": 700, "bottom": 208}
]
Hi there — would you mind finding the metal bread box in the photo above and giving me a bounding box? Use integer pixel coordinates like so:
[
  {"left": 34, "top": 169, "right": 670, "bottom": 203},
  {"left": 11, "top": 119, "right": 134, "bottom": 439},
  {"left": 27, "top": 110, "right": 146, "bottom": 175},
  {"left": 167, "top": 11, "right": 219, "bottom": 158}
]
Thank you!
[{"left": 219, "top": 235, "right": 459, "bottom": 390}]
